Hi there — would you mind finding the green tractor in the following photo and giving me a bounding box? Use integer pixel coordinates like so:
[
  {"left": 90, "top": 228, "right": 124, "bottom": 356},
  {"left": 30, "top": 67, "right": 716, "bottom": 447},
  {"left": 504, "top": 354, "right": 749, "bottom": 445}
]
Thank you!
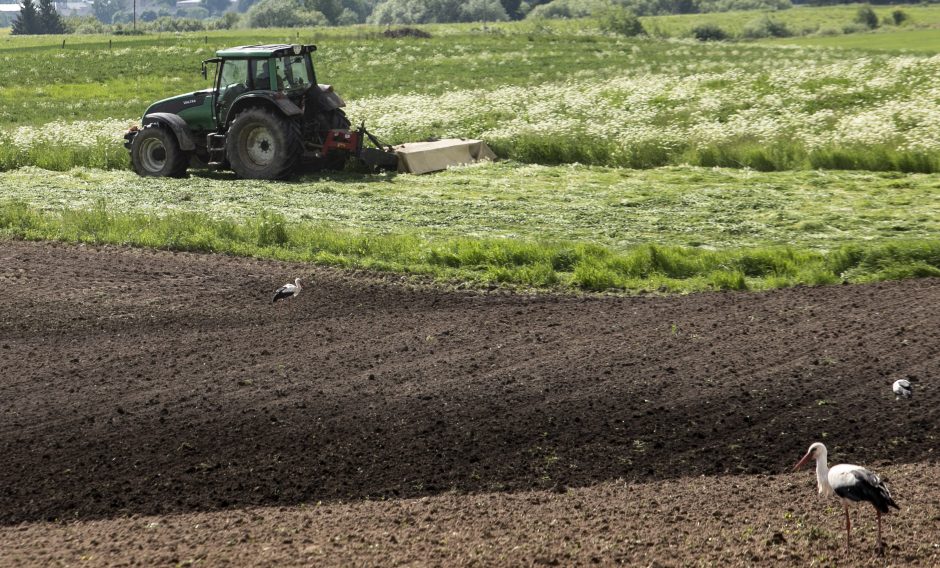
[{"left": 124, "top": 44, "right": 397, "bottom": 180}]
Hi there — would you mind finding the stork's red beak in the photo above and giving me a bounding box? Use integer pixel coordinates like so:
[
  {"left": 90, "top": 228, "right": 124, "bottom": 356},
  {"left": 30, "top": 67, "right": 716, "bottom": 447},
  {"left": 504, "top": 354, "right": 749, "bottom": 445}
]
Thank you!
[{"left": 793, "top": 452, "right": 812, "bottom": 471}]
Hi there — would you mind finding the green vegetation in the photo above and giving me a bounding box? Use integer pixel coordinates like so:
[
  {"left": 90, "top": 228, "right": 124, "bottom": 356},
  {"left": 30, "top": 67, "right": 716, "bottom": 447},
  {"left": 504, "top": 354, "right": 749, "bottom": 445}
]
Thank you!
[
  {"left": 3, "top": 197, "right": 937, "bottom": 293},
  {"left": 776, "top": 27, "right": 940, "bottom": 53},
  {"left": 3, "top": 7, "right": 940, "bottom": 292},
  {"left": 3, "top": 12, "right": 940, "bottom": 173},
  {"left": 643, "top": 3, "right": 940, "bottom": 38},
  {"left": 2, "top": 162, "right": 939, "bottom": 292},
  {"left": 5, "top": 163, "right": 940, "bottom": 250}
]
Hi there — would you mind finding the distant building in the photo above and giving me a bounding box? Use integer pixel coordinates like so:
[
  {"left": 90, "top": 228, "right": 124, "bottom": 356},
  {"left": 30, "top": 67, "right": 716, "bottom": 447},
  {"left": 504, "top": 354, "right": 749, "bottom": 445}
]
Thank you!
[{"left": 0, "top": 1, "right": 90, "bottom": 13}]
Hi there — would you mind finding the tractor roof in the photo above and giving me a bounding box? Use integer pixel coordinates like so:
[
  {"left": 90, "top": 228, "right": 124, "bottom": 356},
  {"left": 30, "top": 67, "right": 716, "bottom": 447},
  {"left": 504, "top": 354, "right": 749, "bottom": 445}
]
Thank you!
[{"left": 215, "top": 44, "right": 317, "bottom": 58}]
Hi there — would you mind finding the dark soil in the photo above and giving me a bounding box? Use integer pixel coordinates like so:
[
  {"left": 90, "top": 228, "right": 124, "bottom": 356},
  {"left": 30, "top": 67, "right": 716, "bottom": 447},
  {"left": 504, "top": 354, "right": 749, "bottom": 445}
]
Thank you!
[{"left": 1, "top": 240, "right": 938, "bottom": 565}]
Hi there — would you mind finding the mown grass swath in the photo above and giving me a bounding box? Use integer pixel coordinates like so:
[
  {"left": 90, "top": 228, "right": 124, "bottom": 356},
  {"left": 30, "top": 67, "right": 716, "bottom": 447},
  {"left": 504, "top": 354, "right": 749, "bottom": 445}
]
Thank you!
[
  {"left": 3, "top": 200, "right": 939, "bottom": 293},
  {"left": 5, "top": 164, "right": 938, "bottom": 251}
]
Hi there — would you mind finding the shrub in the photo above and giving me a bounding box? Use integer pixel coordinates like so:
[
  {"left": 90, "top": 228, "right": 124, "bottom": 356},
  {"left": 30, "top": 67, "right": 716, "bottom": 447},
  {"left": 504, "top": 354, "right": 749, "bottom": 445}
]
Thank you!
[
  {"left": 63, "top": 15, "right": 107, "bottom": 33},
  {"left": 855, "top": 5, "right": 879, "bottom": 29},
  {"left": 145, "top": 17, "right": 207, "bottom": 31},
  {"left": 599, "top": 7, "right": 645, "bottom": 37},
  {"left": 691, "top": 23, "right": 727, "bottom": 41},
  {"left": 891, "top": 9, "right": 908, "bottom": 26},
  {"left": 742, "top": 15, "right": 791, "bottom": 38},
  {"left": 209, "top": 11, "right": 240, "bottom": 29},
  {"left": 841, "top": 22, "right": 868, "bottom": 35},
  {"left": 815, "top": 25, "right": 841, "bottom": 37}
]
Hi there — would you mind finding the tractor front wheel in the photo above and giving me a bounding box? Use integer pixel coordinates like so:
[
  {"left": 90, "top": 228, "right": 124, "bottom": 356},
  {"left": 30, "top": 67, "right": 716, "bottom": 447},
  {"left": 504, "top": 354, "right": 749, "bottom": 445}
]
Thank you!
[
  {"left": 226, "top": 108, "right": 301, "bottom": 180},
  {"left": 130, "top": 125, "right": 189, "bottom": 177}
]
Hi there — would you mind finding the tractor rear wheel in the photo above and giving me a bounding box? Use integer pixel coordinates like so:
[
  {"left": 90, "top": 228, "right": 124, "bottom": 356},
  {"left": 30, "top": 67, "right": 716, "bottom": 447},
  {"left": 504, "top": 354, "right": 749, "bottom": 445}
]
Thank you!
[
  {"left": 130, "top": 125, "right": 189, "bottom": 178},
  {"left": 226, "top": 108, "right": 301, "bottom": 180}
]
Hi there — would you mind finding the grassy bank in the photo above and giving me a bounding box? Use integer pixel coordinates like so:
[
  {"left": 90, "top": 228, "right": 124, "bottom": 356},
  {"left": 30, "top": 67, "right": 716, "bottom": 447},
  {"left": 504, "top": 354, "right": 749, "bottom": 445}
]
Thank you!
[
  {"left": 3, "top": 163, "right": 939, "bottom": 250},
  {"left": 3, "top": 162, "right": 940, "bottom": 292},
  {"left": 3, "top": 199, "right": 938, "bottom": 293}
]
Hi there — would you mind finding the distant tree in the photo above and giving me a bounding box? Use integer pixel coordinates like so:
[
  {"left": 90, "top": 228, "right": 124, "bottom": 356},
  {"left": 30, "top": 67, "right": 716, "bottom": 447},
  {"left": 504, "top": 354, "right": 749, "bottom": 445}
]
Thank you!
[
  {"left": 525, "top": 0, "right": 611, "bottom": 19},
  {"left": 140, "top": 8, "right": 158, "bottom": 21},
  {"left": 335, "top": 7, "right": 359, "bottom": 24},
  {"left": 500, "top": 0, "right": 523, "bottom": 19},
  {"left": 600, "top": 6, "right": 645, "bottom": 36},
  {"left": 37, "top": 0, "right": 66, "bottom": 33},
  {"left": 368, "top": 0, "right": 440, "bottom": 24},
  {"left": 203, "top": 0, "right": 232, "bottom": 15},
  {"left": 11, "top": 0, "right": 41, "bottom": 34},
  {"left": 459, "top": 0, "right": 508, "bottom": 22},
  {"left": 855, "top": 5, "right": 879, "bottom": 29},
  {"left": 246, "top": 0, "right": 327, "bottom": 27},
  {"left": 306, "top": 0, "right": 342, "bottom": 22},
  {"left": 890, "top": 9, "right": 907, "bottom": 25},
  {"left": 210, "top": 10, "right": 240, "bottom": 27},
  {"left": 92, "top": 0, "right": 125, "bottom": 24}
]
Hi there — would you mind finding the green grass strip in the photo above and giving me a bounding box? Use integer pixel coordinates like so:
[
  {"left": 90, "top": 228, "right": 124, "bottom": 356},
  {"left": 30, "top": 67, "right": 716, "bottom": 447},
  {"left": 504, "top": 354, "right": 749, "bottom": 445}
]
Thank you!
[{"left": 3, "top": 201, "right": 939, "bottom": 294}]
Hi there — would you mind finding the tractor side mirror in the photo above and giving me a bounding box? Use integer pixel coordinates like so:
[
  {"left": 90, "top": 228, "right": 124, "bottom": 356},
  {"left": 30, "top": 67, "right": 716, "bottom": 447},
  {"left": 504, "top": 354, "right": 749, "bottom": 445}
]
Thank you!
[{"left": 201, "top": 62, "right": 208, "bottom": 80}]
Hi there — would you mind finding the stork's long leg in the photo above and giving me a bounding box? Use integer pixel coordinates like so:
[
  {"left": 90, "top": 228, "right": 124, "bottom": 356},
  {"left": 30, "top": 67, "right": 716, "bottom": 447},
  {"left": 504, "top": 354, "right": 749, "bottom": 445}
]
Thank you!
[
  {"left": 875, "top": 509, "right": 883, "bottom": 548},
  {"left": 844, "top": 503, "right": 852, "bottom": 550}
]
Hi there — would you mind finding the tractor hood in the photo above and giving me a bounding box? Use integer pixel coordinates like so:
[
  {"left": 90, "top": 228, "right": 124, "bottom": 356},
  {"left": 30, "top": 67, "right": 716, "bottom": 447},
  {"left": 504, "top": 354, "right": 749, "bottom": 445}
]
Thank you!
[
  {"left": 143, "top": 88, "right": 214, "bottom": 119},
  {"left": 142, "top": 88, "right": 215, "bottom": 133}
]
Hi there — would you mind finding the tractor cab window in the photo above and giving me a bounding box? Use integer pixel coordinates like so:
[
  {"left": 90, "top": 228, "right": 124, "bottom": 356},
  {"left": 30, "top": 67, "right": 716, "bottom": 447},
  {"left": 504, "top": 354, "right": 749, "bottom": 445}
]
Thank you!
[
  {"left": 250, "top": 59, "right": 272, "bottom": 90},
  {"left": 275, "top": 55, "right": 312, "bottom": 91},
  {"left": 219, "top": 59, "right": 248, "bottom": 91},
  {"left": 217, "top": 59, "right": 249, "bottom": 123}
]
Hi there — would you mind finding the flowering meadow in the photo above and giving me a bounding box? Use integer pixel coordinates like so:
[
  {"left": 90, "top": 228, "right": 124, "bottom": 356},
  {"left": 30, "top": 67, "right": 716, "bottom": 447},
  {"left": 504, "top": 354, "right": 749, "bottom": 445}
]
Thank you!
[
  {"left": 2, "top": 25, "right": 939, "bottom": 172},
  {"left": 348, "top": 47, "right": 940, "bottom": 171}
]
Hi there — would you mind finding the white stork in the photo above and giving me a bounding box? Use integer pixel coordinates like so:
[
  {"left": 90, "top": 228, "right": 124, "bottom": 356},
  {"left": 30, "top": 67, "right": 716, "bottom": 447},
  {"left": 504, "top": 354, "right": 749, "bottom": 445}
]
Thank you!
[
  {"left": 892, "top": 379, "right": 912, "bottom": 400},
  {"left": 272, "top": 278, "right": 303, "bottom": 303},
  {"left": 793, "top": 442, "right": 899, "bottom": 552}
]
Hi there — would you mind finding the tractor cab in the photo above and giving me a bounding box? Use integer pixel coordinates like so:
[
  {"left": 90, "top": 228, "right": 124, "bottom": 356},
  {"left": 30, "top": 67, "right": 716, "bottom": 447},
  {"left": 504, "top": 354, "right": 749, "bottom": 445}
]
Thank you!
[{"left": 204, "top": 44, "right": 328, "bottom": 130}]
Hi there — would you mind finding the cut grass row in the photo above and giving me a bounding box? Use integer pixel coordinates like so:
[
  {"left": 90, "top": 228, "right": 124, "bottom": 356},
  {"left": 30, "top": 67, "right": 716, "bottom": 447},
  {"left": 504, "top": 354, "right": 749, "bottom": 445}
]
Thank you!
[
  {"left": 3, "top": 138, "right": 938, "bottom": 175},
  {"left": 2, "top": 162, "right": 939, "bottom": 293},
  {"left": 5, "top": 163, "right": 939, "bottom": 250},
  {"left": 3, "top": 200, "right": 938, "bottom": 293}
]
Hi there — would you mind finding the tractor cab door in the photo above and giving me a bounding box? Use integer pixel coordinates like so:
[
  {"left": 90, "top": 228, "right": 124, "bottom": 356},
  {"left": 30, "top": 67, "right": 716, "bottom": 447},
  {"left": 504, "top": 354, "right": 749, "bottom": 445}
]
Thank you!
[
  {"left": 214, "top": 58, "right": 250, "bottom": 127},
  {"left": 248, "top": 59, "right": 274, "bottom": 91}
]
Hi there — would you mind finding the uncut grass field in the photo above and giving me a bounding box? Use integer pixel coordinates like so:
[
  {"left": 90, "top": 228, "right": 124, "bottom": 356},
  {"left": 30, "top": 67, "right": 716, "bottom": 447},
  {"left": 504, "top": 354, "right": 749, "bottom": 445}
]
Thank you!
[{"left": 3, "top": 6, "right": 940, "bottom": 292}]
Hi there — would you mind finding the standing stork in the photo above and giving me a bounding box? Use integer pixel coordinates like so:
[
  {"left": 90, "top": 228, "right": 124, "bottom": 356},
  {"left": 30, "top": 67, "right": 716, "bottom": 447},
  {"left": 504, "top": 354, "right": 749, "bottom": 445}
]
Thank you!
[
  {"left": 793, "top": 442, "right": 899, "bottom": 553},
  {"left": 272, "top": 278, "right": 303, "bottom": 303}
]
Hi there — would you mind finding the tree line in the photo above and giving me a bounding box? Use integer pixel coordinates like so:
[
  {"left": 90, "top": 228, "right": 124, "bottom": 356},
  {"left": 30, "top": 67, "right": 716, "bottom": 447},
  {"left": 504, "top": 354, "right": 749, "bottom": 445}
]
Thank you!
[
  {"left": 12, "top": 0, "right": 926, "bottom": 34},
  {"left": 11, "top": 0, "right": 65, "bottom": 34}
]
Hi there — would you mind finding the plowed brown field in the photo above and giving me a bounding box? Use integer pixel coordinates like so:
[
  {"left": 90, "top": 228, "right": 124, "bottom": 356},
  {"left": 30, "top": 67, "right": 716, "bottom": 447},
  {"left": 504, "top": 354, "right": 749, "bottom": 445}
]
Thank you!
[{"left": 1, "top": 240, "right": 938, "bottom": 566}]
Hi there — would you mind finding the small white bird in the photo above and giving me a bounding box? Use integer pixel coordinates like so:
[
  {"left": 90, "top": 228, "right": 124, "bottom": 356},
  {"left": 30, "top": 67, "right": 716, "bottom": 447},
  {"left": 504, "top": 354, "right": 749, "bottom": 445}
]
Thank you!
[
  {"left": 794, "top": 442, "right": 899, "bottom": 553},
  {"left": 892, "top": 379, "right": 912, "bottom": 400},
  {"left": 272, "top": 278, "right": 303, "bottom": 303}
]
